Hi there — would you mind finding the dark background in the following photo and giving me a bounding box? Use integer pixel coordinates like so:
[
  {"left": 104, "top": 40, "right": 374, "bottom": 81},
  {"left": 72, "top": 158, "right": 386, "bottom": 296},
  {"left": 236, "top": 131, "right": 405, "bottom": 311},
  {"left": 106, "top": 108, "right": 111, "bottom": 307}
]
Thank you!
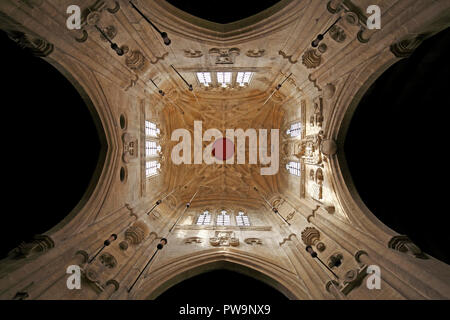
[
  {"left": 0, "top": 1, "right": 449, "bottom": 299},
  {"left": 344, "top": 27, "right": 450, "bottom": 264},
  {"left": 156, "top": 269, "right": 288, "bottom": 300},
  {"left": 166, "top": 0, "right": 281, "bottom": 24},
  {"left": 0, "top": 30, "right": 102, "bottom": 259}
]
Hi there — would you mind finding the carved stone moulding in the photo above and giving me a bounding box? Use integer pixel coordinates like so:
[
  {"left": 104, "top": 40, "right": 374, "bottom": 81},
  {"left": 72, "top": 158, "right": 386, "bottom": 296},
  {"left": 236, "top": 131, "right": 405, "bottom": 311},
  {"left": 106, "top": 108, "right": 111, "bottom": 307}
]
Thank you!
[
  {"left": 184, "top": 49, "right": 203, "bottom": 58},
  {"left": 329, "top": 25, "right": 346, "bottom": 43},
  {"left": 122, "top": 133, "right": 138, "bottom": 163},
  {"left": 302, "top": 49, "right": 321, "bottom": 69},
  {"left": 278, "top": 50, "right": 298, "bottom": 64},
  {"left": 122, "top": 46, "right": 147, "bottom": 72},
  {"left": 209, "top": 231, "right": 239, "bottom": 247},
  {"left": 390, "top": 35, "right": 427, "bottom": 58},
  {"left": 99, "top": 25, "right": 117, "bottom": 42},
  {"left": 246, "top": 49, "right": 265, "bottom": 58},
  {"left": 209, "top": 47, "right": 240, "bottom": 64},
  {"left": 99, "top": 252, "right": 117, "bottom": 269},
  {"left": 340, "top": 264, "right": 368, "bottom": 295},
  {"left": 244, "top": 238, "right": 263, "bottom": 245},
  {"left": 185, "top": 237, "right": 203, "bottom": 244},
  {"left": 6, "top": 31, "right": 54, "bottom": 57},
  {"left": 8, "top": 234, "right": 54, "bottom": 259},
  {"left": 388, "top": 235, "right": 427, "bottom": 259},
  {"left": 301, "top": 227, "right": 324, "bottom": 251},
  {"left": 323, "top": 83, "right": 336, "bottom": 99},
  {"left": 125, "top": 221, "right": 150, "bottom": 245}
]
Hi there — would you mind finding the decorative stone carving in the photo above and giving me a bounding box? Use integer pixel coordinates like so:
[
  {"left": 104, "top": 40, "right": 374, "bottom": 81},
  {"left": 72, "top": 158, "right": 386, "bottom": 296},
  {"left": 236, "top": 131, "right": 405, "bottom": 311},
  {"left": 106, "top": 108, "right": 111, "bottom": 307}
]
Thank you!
[
  {"left": 106, "top": 1, "right": 120, "bottom": 14},
  {"left": 209, "top": 231, "right": 239, "bottom": 247},
  {"left": 122, "top": 47, "right": 147, "bottom": 72},
  {"left": 388, "top": 235, "right": 427, "bottom": 259},
  {"left": 279, "top": 233, "right": 296, "bottom": 246},
  {"left": 318, "top": 43, "right": 327, "bottom": 53},
  {"left": 344, "top": 11, "right": 359, "bottom": 25},
  {"left": 8, "top": 234, "right": 54, "bottom": 259},
  {"left": 6, "top": 31, "right": 53, "bottom": 57},
  {"left": 99, "top": 25, "right": 117, "bottom": 42},
  {"left": 278, "top": 50, "right": 298, "bottom": 64},
  {"left": 325, "top": 206, "right": 335, "bottom": 214},
  {"left": 125, "top": 221, "right": 149, "bottom": 245},
  {"left": 185, "top": 237, "right": 203, "bottom": 244},
  {"left": 308, "top": 74, "right": 322, "bottom": 91},
  {"left": 316, "top": 242, "right": 326, "bottom": 252},
  {"left": 209, "top": 47, "right": 240, "bottom": 64},
  {"left": 312, "top": 97, "right": 324, "bottom": 127},
  {"left": 354, "top": 250, "right": 368, "bottom": 264},
  {"left": 12, "top": 282, "right": 33, "bottom": 300},
  {"left": 86, "top": 11, "right": 101, "bottom": 26},
  {"left": 184, "top": 49, "right": 203, "bottom": 58},
  {"left": 390, "top": 35, "right": 426, "bottom": 58},
  {"left": 311, "top": 182, "right": 323, "bottom": 201},
  {"left": 316, "top": 168, "right": 324, "bottom": 185},
  {"left": 75, "top": 250, "right": 89, "bottom": 264},
  {"left": 246, "top": 49, "right": 265, "bottom": 58},
  {"left": 244, "top": 238, "right": 263, "bottom": 245},
  {"left": 150, "top": 52, "right": 169, "bottom": 65},
  {"left": 122, "top": 133, "right": 138, "bottom": 163},
  {"left": 123, "top": 74, "right": 139, "bottom": 92},
  {"left": 328, "top": 253, "right": 343, "bottom": 268},
  {"left": 320, "top": 139, "right": 338, "bottom": 156},
  {"left": 296, "top": 133, "right": 323, "bottom": 165},
  {"left": 329, "top": 25, "right": 346, "bottom": 43},
  {"left": 341, "top": 264, "right": 368, "bottom": 295},
  {"left": 302, "top": 49, "right": 321, "bottom": 69},
  {"left": 84, "top": 266, "right": 100, "bottom": 283},
  {"left": 326, "top": 0, "right": 344, "bottom": 13},
  {"left": 325, "top": 280, "right": 341, "bottom": 294},
  {"left": 286, "top": 211, "right": 295, "bottom": 222},
  {"left": 119, "top": 241, "right": 128, "bottom": 251},
  {"left": 323, "top": 83, "right": 336, "bottom": 99},
  {"left": 301, "top": 227, "right": 321, "bottom": 247},
  {"left": 99, "top": 253, "right": 117, "bottom": 269}
]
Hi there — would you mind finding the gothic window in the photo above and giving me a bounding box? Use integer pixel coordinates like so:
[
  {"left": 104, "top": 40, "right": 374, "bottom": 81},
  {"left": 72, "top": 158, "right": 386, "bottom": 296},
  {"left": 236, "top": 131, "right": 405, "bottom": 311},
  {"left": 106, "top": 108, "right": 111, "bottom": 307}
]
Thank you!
[
  {"left": 236, "top": 72, "right": 253, "bottom": 86},
  {"left": 197, "top": 210, "right": 211, "bottom": 225},
  {"left": 217, "top": 72, "right": 232, "bottom": 87},
  {"left": 236, "top": 211, "right": 250, "bottom": 226},
  {"left": 144, "top": 120, "right": 161, "bottom": 179},
  {"left": 195, "top": 71, "right": 254, "bottom": 88},
  {"left": 145, "top": 160, "right": 160, "bottom": 177},
  {"left": 196, "top": 72, "right": 212, "bottom": 86},
  {"left": 145, "top": 120, "right": 160, "bottom": 137},
  {"left": 286, "top": 161, "right": 301, "bottom": 176},
  {"left": 145, "top": 140, "right": 161, "bottom": 157},
  {"left": 217, "top": 210, "right": 231, "bottom": 226},
  {"left": 286, "top": 122, "right": 302, "bottom": 137}
]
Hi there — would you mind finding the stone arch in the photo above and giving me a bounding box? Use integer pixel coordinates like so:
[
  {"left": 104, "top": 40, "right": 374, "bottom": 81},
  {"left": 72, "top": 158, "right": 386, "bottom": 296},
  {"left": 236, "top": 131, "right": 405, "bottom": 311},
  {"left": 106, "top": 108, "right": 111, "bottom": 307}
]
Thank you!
[
  {"left": 132, "top": 249, "right": 308, "bottom": 300},
  {"left": 328, "top": 31, "right": 448, "bottom": 247},
  {"left": 326, "top": 51, "right": 405, "bottom": 242},
  {"left": 34, "top": 56, "right": 116, "bottom": 241}
]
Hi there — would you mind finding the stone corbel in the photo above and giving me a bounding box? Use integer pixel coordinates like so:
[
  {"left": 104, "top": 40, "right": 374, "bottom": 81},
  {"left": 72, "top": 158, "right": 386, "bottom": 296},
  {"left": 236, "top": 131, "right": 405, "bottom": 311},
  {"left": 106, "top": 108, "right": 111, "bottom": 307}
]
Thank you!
[
  {"left": 390, "top": 35, "right": 427, "bottom": 58},
  {"left": 388, "top": 235, "right": 427, "bottom": 259},
  {"left": 122, "top": 133, "right": 138, "bottom": 163},
  {"left": 8, "top": 234, "right": 55, "bottom": 259},
  {"left": 301, "top": 227, "right": 326, "bottom": 252}
]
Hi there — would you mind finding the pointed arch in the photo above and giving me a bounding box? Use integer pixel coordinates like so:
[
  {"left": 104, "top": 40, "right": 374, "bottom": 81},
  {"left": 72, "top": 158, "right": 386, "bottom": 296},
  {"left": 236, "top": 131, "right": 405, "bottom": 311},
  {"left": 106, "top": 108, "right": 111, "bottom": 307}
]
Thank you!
[{"left": 132, "top": 249, "right": 309, "bottom": 300}]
